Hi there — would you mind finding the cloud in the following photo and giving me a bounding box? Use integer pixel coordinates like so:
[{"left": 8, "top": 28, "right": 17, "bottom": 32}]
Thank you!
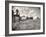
[{"left": 13, "top": 7, "right": 40, "bottom": 19}]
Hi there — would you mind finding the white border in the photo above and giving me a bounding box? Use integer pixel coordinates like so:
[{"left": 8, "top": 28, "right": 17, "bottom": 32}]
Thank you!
[{"left": 9, "top": 3, "right": 43, "bottom": 34}]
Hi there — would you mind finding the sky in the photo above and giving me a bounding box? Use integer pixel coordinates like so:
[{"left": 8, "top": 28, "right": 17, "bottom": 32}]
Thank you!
[{"left": 12, "top": 6, "right": 40, "bottom": 20}]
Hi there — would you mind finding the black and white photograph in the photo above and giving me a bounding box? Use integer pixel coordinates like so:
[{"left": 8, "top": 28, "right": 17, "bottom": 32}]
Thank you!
[
  {"left": 12, "top": 6, "right": 40, "bottom": 30},
  {"left": 5, "top": 1, "right": 45, "bottom": 36}
]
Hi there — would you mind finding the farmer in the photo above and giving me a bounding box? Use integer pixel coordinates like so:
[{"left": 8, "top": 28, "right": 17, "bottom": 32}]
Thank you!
[{"left": 12, "top": 9, "right": 20, "bottom": 30}]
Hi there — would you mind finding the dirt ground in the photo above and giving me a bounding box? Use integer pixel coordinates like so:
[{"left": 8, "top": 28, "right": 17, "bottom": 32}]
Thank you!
[{"left": 12, "top": 18, "right": 40, "bottom": 30}]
